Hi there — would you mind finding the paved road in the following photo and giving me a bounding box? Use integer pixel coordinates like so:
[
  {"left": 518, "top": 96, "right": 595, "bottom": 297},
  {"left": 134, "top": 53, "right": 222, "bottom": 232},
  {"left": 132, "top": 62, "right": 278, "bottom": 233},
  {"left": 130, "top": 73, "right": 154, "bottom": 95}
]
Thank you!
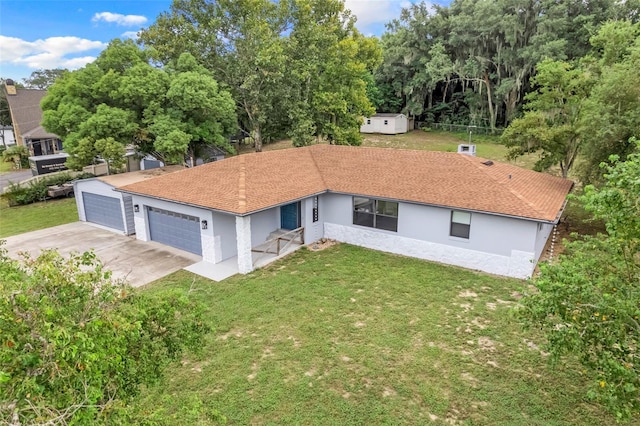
[{"left": 0, "top": 169, "right": 33, "bottom": 191}]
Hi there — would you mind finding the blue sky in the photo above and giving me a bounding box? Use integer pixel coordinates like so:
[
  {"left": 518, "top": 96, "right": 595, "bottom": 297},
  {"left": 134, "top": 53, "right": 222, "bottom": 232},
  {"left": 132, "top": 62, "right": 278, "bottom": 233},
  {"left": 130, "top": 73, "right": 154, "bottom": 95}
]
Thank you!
[{"left": 0, "top": 0, "right": 439, "bottom": 82}]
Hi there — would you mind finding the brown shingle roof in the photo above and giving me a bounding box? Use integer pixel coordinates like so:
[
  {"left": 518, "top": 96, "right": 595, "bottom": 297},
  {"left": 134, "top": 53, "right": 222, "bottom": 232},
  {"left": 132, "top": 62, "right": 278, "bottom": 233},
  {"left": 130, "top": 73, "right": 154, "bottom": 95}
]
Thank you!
[{"left": 119, "top": 145, "right": 573, "bottom": 222}]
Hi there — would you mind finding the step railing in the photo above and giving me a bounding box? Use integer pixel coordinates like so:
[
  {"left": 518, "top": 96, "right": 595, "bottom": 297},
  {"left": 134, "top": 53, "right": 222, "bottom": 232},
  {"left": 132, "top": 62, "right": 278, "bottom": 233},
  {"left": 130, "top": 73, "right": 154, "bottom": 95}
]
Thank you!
[{"left": 252, "top": 227, "right": 304, "bottom": 266}]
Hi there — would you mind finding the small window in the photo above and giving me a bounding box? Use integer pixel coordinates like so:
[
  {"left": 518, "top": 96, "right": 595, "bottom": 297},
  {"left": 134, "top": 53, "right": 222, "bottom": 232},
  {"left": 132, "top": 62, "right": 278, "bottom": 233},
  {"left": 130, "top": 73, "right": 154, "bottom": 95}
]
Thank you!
[
  {"left": 353, "top": 197, "right": 398, "bottom": 232},
  {"left": 367, "top": 119, "right": 371, "bottom": 125},
  {"left": 450, "top": 211, "right": 471, "bottom": 239},
  {"left": 384, "top": 120, "right": 389, "bottom": 125}
]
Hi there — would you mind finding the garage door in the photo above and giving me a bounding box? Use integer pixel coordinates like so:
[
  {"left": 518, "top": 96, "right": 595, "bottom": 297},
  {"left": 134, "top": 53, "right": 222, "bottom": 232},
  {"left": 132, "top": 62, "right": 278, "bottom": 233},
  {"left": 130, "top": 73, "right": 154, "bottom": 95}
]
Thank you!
[
  {"left": 147, "top": 207, "right": 202, "bottom": 255},
  {"left": 83, "top": 193, "right": 124, "bottom": 231}
]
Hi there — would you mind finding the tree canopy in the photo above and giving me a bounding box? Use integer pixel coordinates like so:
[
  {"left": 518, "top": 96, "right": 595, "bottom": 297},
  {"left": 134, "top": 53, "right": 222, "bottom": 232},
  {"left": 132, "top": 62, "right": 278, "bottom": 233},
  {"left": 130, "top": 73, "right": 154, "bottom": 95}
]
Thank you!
[
  {"left": 139, "top": 0, "right": 380, "bottom": 150},
  {"left": 41, "top": 39, "right": 237, "bottom": 170},
  {"left": 520, "top": 141, "right": 640, "bottom": 420}
]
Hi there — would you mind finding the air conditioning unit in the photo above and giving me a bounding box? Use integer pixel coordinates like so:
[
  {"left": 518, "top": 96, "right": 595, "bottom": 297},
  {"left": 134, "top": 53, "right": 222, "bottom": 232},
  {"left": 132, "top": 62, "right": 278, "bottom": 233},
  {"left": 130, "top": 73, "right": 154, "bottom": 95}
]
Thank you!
[{"left": 457, "top": 144, "right": 476, "bottom": 156}]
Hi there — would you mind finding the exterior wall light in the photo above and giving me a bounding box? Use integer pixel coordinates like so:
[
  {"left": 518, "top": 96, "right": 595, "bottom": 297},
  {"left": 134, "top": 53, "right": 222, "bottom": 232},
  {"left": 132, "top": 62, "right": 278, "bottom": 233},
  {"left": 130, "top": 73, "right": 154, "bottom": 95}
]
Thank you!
[
  {"left": 134, "top": 204, "right": 140, "bottom": 212},
  {"left": 201, "top": 220, "right": 208, "bottom": 230}
]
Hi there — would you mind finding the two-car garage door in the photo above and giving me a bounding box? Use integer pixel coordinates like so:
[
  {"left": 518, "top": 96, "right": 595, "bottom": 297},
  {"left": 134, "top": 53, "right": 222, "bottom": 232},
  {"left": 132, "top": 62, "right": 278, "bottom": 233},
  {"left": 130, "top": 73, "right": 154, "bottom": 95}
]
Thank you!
[{"left": 148, "top": 207, "right": 202, "bottom": 256}]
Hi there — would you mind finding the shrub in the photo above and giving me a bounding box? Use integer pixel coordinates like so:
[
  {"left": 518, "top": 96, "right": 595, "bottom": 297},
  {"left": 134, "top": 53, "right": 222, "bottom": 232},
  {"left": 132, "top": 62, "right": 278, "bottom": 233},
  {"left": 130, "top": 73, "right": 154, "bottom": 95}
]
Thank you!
[
  {"left": 1, "top": 145, "right": 29, "bottom": 169},
  {"left": 2, "top": 172, "right": 94, "bottom": 206},
  {"left": 0, "top": 244, "right": 210, "bottom": 424}
]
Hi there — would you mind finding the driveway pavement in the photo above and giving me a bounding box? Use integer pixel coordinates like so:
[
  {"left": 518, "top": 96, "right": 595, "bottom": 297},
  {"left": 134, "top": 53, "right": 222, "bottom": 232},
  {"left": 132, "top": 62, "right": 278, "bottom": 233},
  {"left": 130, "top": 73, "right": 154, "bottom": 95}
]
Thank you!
[
  {"left": 2, "top": 222, "right": 201, "bottom": 287},
  {"left": 0, "top": 169, "right": 34, "bottom": 191}
]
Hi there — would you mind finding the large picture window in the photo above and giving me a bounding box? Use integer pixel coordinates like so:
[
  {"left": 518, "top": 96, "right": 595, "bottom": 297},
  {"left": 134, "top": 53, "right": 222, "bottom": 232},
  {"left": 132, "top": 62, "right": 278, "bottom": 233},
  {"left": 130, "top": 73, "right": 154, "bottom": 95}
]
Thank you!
[
  {"left": 353, "top": 197, "right": 398, "bottom": 232},
  {"left": 450, "top": 211, "right": 471, "bottom": 239}
]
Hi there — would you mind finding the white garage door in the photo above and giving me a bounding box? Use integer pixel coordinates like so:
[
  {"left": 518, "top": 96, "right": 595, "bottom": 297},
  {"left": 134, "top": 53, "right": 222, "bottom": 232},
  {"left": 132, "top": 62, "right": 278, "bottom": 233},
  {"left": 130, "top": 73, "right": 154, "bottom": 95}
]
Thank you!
[
  {"left": 83, "top": 193, "right": 124, "bottom": 231},
  {"left": 147, "top": 207, "right": 202, "bottom": 255}
]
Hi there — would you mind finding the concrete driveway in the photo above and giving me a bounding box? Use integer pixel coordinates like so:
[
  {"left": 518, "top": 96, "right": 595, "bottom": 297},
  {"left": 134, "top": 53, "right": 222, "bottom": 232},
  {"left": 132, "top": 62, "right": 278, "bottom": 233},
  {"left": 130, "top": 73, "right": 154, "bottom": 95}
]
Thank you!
[{"left": 2, "top": 222, "right": 201, "bottom": 287}]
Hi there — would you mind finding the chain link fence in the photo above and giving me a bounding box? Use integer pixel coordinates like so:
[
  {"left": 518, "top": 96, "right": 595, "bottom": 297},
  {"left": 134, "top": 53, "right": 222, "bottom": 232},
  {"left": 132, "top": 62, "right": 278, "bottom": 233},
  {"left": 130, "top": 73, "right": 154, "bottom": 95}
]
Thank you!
[{"left": 415, "top": 122, "right": 503, "bottom": 136}]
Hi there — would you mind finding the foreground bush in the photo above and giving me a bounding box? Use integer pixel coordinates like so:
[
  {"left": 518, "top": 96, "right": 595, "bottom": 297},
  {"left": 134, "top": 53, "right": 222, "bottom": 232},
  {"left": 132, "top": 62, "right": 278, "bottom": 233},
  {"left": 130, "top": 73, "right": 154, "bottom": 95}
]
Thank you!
[{"left": 0, "top": 244, "right": 209, "bottom": 424}]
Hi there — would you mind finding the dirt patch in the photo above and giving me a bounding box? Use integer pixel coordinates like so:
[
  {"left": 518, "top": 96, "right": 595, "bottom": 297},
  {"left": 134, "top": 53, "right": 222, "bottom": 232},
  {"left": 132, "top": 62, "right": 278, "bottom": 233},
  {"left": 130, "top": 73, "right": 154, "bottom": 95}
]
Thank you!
[
  {"left": 308, "top": 238, "right": 339, "bottom": 251},
  {"left": 458, "top": 290, "right": 478, "bottom": 298}
]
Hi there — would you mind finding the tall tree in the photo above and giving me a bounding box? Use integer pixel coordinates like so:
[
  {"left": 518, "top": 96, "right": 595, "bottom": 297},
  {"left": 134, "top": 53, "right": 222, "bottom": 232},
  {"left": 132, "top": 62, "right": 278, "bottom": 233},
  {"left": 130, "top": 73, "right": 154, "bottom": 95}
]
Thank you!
[
  {"left": 42, "top": 40, "right": 236, "bottom": 170},
  {"left": 501, "top": 59, "right": 591, "bottom": 178},
  {"left": 519, "top": 141, "right": 640, "bottom": 420},
  {"left": 579, "top": 20, "right": 640, "bottom": 183},
  {"left": 22, "top": 68, "right": 67, "bottom": 89},
  {"left": 140, "top": 0, "right": 289, "bottom": 152},
  {"left": 286, "top": 0, "right": 380, "bottom": 146}
]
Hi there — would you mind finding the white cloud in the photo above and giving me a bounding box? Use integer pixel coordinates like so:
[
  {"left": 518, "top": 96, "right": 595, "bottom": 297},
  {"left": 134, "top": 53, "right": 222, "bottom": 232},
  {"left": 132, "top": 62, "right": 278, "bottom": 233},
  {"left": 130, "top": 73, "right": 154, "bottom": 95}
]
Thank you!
[
  {"left": 92, "top": 12, "right": 147, "bottom": 27},
  {"left": 0, "top": 35, "right": 106, "bottom": 70},
  {"left": 121, "top": 31, "right": 140, "bottom": 40},
  {"left": 344, "top": 0, "right": 405, "bottom": 28}
]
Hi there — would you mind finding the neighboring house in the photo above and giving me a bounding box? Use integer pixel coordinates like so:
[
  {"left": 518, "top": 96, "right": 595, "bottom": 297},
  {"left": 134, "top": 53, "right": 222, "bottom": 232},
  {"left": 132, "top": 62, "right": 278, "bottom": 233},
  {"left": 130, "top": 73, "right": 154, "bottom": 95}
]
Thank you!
[
  {"left": 74, "top": 166, "right": 184, "bottom": 235},
  {"left": 106, "top": 145, "right": 572, "bottom": 279},
  {"left": 3, "top": 80, "right": 63, "bottom": 157},
  {"left": 0, "top": 126, "right": 16, "bottom": 148},
  {"left": 360, "top": 113, "right": 414, "bottom": 134}
]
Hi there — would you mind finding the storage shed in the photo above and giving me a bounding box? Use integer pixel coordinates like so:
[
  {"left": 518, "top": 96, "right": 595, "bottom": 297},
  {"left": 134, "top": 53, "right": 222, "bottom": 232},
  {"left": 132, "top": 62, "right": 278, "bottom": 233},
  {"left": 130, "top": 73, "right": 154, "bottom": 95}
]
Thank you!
[
  {"left": 360, "top": 113, "right": 413, "bottom": 134},
  {"left": 74, "top": 166, "right": 183, "bottom": 235}
]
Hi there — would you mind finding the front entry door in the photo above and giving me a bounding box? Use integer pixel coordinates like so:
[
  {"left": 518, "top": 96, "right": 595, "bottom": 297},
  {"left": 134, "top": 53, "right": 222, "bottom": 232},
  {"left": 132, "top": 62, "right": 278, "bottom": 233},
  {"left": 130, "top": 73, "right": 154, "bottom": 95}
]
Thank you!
[{"left": 280, "top": 202, "right": 300, "bottom": 230}]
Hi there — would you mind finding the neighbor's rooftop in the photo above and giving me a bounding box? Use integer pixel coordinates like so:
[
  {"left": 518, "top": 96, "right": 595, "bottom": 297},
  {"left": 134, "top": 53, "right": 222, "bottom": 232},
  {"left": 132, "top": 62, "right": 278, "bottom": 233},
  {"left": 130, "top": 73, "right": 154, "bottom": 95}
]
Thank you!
[
  {"left": 118, "top": 145, "right": 573, "bottom": 222},
  {"left": 98, "top": 165, "right": 185, "bottom": 188}
]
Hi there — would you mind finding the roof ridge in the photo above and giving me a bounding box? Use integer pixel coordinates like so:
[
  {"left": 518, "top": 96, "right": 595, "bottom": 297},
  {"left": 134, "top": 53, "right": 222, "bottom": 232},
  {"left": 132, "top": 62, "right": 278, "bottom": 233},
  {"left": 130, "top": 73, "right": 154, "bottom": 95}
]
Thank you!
[
  {"left": 308, "top": 145, "right": 329, "bottom": 189},
  {"left": 458, "top": 154, "right": 547, "bottom": 218},
  {"left": 238, "top": 155, "right": 247, "bottom": 214}
]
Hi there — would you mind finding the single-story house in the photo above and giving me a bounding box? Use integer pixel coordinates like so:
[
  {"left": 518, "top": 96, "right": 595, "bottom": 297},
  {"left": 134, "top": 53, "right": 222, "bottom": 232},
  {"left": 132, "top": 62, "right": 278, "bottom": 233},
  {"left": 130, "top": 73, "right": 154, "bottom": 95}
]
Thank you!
[
  {"left": 109, "top": 145, "right": 572, "bottom": 279},
  {"left": 74, "top": 166, "right": 184, "bottom": 235},
  {"left": 360, "top": 113, "right": 414, "bottom": 134}
]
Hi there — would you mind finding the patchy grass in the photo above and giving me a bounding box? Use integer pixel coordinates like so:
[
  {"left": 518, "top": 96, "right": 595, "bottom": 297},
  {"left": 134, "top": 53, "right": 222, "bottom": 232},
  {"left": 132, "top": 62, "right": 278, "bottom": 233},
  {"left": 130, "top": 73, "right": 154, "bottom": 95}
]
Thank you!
[
  {"left": 133, "top": 245, "right": 614, "bottom": 425},
  {"left": 0, "top": 197, "right": 78, "bottom": 238},
  {"left": 0, "top": 161, "right": 15, "bottom": 173}
]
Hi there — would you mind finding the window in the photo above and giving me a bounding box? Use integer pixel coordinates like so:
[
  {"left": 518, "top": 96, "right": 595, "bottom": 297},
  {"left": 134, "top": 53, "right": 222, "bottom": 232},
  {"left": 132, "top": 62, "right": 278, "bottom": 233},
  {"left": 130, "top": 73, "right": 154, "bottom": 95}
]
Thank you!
[
  {"left": 353, "top": 197, "right": 398, "bottom": 232},
  {"left": 366, "top": 119, "right": 371, "bottom": 125},
  {"left": 383, "top": 120, "right": 389, "bottom": 125},
  {"left": 450, "top": 211, "right": 471, "bottom": 239}
]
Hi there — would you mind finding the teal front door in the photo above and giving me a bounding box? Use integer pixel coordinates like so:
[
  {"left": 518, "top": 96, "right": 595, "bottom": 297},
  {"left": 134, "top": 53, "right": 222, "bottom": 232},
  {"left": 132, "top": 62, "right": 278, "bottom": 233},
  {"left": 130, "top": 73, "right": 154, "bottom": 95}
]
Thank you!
[{"left": 280, "top": 202, "right": 300, "bottom": 230}]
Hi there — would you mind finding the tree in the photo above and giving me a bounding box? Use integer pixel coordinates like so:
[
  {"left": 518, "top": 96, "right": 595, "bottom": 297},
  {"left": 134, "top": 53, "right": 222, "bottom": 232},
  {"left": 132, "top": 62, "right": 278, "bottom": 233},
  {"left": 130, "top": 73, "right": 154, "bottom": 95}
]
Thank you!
[
  {"left": 0, "top": 244, "right": 209, "bottom": 424},
  {"left": 579, "top": 20, "right": 640, "bottom": 184},
  {"left": 519, "top": 141, "right": 640, "bottom": 420},
  {"left": 41, "top": 39, "right": 237, "bottom": 170},
  {"left": 141, "top": 0, "right": 289, "bottom": 152},
  {"left": 22, "top": 68, "right": 67, "bottom": 89},
  {"left": 501, "top": 59, "right": 591, "bottom": 178},
  {"left": 140, "top": 0, "right": 380, "bottom": 150}
]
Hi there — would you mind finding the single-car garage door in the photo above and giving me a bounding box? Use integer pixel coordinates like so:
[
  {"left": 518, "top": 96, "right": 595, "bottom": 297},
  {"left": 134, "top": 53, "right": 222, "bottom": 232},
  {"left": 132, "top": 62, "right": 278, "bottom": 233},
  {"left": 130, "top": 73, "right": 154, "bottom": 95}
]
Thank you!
[
  {"left": 83, "top": 193, "right": 124, "bottom": 231},
  {"left": 147, "top": 207, "right": 202, "bottom": 255}
]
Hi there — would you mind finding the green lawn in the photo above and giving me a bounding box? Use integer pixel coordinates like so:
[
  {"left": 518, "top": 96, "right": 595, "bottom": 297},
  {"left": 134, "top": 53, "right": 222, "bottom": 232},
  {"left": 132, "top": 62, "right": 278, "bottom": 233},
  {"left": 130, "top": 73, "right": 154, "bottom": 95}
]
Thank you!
[
  {"left": 0, "top": 197, "right": 78, "bottom": 238},
  {"left": 132, "top": 245, "right": 614, "bottom": 425}
]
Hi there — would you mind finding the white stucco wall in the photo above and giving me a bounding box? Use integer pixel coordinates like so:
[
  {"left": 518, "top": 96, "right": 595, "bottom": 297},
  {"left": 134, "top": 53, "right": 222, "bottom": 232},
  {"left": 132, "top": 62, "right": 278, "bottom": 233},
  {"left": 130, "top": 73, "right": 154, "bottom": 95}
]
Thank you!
[
  {"left": 74, "top": 178, "right": 133, "bottom": 235},
  {"left": 534, "top": 222, "right": 554, "bottom": 260},
  {"left": 321, "top": 192, "right": 542, "bottom": 278},
  {"left": 250, "top": 208, "right": 279, "bottom": 246},
  {"left": 301, "top": 196, "right": 323, "bottom": 244},
  {"left": 360, "top": 116, "right": 408, "bottom": 134},
  {"left": 212, "top": 211, "right": 237, "bottom": 261},
  {"left": 130, "top": 195, "right": 214, "bottom": 262}
]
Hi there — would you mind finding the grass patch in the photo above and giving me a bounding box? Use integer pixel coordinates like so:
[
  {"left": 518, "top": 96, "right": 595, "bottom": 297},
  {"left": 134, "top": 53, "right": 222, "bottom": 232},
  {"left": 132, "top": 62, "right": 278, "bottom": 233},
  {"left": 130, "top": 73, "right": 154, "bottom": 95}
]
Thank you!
[
  {"left": 133, "top": 245, "right": 614, "bottom": 424},
  {"left": 0, "top": 161, "right": 18, "bottom": 173},
  {"left": 0, "top": 197, "right": 78, "bottom": 238}
]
